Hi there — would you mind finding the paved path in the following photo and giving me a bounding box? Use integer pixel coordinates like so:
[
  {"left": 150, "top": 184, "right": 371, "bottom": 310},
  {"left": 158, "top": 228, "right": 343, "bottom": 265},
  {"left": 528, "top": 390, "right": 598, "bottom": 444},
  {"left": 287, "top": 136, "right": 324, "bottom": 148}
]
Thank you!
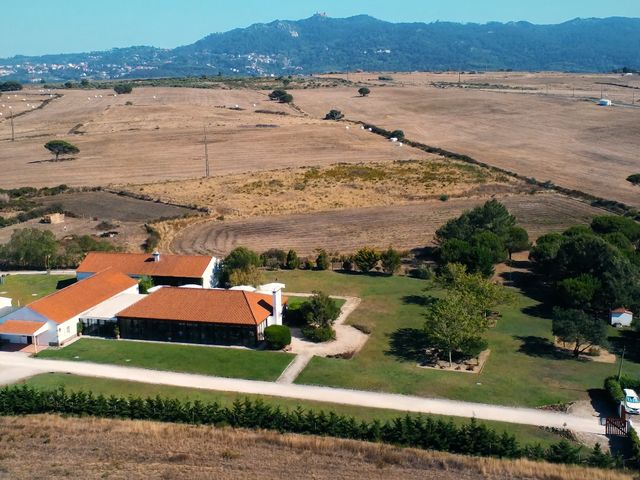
[
  {"left": 277, "top": 295, "right": 365, "bottom": 384},
  {"left": 0, "top": 352, "right": 605, "bottom": 434}
]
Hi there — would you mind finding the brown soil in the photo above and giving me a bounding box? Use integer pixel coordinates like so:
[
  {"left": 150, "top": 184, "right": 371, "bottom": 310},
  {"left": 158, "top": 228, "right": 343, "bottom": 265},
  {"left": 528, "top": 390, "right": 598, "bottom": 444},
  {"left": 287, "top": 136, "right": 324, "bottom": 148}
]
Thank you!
[
  {"left": 297, "top": 72, "right": 640, "bottom": 207},
  {"left": 0, "top": 87, "right": 426, "bottom": 188},
  {"left": 0, "top": 415, "right": 630, "bottom": 480},
  {"left": 170, "top": 193, "right": 606, "bottom": 256}
]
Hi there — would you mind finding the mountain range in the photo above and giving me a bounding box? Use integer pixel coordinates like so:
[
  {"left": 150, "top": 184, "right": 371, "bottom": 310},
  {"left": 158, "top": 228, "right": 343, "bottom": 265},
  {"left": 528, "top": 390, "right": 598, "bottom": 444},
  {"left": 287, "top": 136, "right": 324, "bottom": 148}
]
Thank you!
[{"left": 2, "top": 14, "right": 640, "bottom": 81}]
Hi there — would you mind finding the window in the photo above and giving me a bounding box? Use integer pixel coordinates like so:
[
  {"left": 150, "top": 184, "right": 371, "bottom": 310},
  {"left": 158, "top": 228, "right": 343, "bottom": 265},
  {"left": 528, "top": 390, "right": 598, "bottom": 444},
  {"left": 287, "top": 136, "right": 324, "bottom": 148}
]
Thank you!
[{"left": 66, "top": 326, "right": 70, "bottom": 334}]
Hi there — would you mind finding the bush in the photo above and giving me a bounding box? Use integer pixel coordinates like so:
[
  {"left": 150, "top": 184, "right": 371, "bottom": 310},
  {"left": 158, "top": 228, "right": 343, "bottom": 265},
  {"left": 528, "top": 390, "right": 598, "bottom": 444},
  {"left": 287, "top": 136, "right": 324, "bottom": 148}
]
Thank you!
[
  {"left": 358, "top": 87, "right": 370, "bottom": 97},
  {"left": 389, "top": 130, "right": 405, "bottom": 140},
  {"left": 353, "top": 247, "right": 380, "bottom": 272},
  {"left": 285, "top": 249, "right": 300, "bottom": 270},
  {"left": 279, "top": 93, "right": 293, "bottom": 104},
  {"left": 439, "top": 194, "right": 449, "bottom": 202},
  {"left": 0, "top": 81, "right": 22, "bottom": 92},
  {"left": 261, "top": 249, "right": 286, "bottom": 270},
  {"left": 380, "top": 247, "right": 402, "bottom": 275},
  {"left": 264, "top": 325, "right": 291, "bottom": 350},
  {"left": 302, "top": 325, "right": 335, "bottom": 342},
  {"left": 604, "top": 377, "right": 625, "bottom": 404},
  {"left": 138, "top": 276, "right": 154, "bottom": 294},
  {"left": 315, "top": 250, "right": 330, "bottom": 270},
  {"left": 342, "top": 258, "right": 354, "bottom": 272},
  {"left": 324, "top": 109, "right": 344, "bottom": 120},
  {"left": 300, "top": 291, "right": 340, "bottom": 327},
  {"left": 409, "top": 266, "right": 434, "bottom": 280},
  {"left": 114, "top": 84, "right": 133, "bottom": 94}
]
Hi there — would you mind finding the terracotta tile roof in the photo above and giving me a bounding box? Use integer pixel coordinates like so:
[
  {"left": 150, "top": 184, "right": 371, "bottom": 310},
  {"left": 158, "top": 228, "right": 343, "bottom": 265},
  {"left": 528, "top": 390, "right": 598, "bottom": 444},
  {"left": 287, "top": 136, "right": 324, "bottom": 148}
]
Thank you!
[
  {"left": 29, "top": 269, "right": 138, "bottom": 324},
  {"left": 77, "top": 252, "right": 213, "bottom": 279},
  {"left": 117, "top": 288, "right": 287, "bottom": 326},
  {"left": 0, "top": 320, "right": 46, "bottom": 335},
  {"left": 612, "top": 308, "right": 633, "bottom": 314}
]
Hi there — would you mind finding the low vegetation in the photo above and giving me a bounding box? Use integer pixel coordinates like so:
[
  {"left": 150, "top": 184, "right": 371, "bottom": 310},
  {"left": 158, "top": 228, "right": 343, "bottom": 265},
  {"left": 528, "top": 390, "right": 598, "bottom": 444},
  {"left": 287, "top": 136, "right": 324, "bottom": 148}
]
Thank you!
[
  {"left": 300, "top": 291, "right": 341, "bottom": 342},
  {"left": 0, "top": 385, "right": 617, "bottom": 469},
  {"left": 43, "top": 140, "right": 79, "bottom": 162},
  {"left": 264, "top": 325, "right": 292, "bottom": 350}
]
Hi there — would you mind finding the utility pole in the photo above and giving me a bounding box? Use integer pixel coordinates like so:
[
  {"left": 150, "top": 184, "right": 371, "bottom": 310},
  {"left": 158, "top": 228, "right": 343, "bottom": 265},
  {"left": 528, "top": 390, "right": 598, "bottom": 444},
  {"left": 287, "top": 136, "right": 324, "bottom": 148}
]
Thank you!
[
  {"left": 618, "top": 345, "right": 626, "bottom": 381},
  {"left": 9, "top": 107, "right": 14, "bottom": 141},
  {"left": 203, "top": 125, "right": 210, "bottom": 177}
]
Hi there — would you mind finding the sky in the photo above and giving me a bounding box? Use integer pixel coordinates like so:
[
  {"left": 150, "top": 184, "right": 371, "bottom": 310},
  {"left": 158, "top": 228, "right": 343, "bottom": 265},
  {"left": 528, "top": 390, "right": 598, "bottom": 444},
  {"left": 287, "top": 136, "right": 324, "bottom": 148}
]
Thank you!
[{"left": 2, "top": 0, "right": 640, "bottom": 58}]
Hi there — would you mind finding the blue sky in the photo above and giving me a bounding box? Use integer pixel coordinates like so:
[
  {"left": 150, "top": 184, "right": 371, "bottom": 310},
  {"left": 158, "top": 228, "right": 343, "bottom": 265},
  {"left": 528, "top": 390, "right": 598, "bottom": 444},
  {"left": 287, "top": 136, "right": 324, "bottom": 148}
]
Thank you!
[{"left": 2, "top": 0, "right": 640, "bottom": 57}]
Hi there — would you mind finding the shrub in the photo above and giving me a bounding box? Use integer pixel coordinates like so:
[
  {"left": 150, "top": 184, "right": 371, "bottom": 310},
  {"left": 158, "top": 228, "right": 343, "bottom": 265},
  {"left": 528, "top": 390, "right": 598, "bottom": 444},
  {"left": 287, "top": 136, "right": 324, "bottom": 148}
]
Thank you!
[
  {"left": 300, "top": 291, "right": 340, "bottom": 327},
  {"left": 285, "top": 249, "right": 300, "bottom": 270},
  {"left": 604, "top": 377, "right": 625, "bottom": 404},
  {"left": 409, "top": 266, "right": 434, "bottom": 280},
  {"left": 342, "top": 258, "right": 354, "bottom": 272},
  {"left": 114, "top": 84, "right": 133, "bottom": 94},
  {"left": 353, "top": 247, "right": 380, "bottom": 272},
  {"left": 261, "top": 249, "right": 286, "bottom": 270},
  {"left": 439, "top": 194, "right": 449, "bottom": 202},
  {"left": 358, "top": 87, "right": 371, "bottom": 97},
  {"left": 389, "top": 130, "right": 405, "bottom": 140},
  {"left": 279, "top": 93, "right": 293, "bottom": 104},
  {"left": 138, "top": 276, "right": 154, "bottom": 294},
  {"left": 302, "top": 325, "right": 335, "bottom": 342},
  {"left": 324, "top": 109, "right": 344, "bottom": 120},
  {"left": 268, "top": 89, "right": 287, "bottom": 100},
  {"left": 380, "top": 247, "right": 402, "bottom": 275},
  {"left": 0, "top": 81, "right": 22, "bottom": 91},
  {"left": 627, "top": 174, "right": 640, "bottom": 186},
  {"left": 315, "top": 250, "right": 330, "bottom": 270},
  {"left": 264, "top": 325, "right": 291, "bottom": 350}
]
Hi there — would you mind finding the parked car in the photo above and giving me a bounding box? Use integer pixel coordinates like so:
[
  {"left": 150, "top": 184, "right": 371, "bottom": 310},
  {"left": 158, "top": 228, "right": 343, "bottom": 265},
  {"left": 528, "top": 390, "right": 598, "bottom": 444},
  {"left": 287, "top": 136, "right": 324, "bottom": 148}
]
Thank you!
[{"left": 623, "top": 389, "right": 640, "bottom": 414}]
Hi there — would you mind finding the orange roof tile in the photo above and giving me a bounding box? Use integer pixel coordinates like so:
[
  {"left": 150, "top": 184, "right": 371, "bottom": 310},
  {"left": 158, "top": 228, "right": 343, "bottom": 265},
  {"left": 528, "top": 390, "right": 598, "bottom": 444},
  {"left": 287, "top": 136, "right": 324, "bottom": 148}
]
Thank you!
[
  {"left": 0, "top": 320, "right": 46, "bottom": 335},
  {"left": 77, "top": 252, "right": 213, "bottom": 279},
  {"left": 29, "top": 269, "right": 138, "bottom": 324},
  {"left": 612, "top": 308, "right": 633, "bottom": 314},
  {"left": 117, "top": 288, "right": 286, "bottom": 326}
]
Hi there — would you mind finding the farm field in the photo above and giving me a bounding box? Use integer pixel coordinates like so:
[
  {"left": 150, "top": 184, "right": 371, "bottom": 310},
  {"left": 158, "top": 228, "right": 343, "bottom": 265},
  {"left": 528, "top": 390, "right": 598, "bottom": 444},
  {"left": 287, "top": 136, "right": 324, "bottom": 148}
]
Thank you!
[
  {"left": 1, "top": 416, "right": 623, "bottom": 480},
  {"left": 36, "top": 338, "right": 294, "bottom": 381},
  {"left": 171, "top": 193, "right": 605, "bottom": 256},
  {"left": 0, "top": 86, "right": 425, "bottom": 188},
  {"left": 262, "top": 270, "right": 640, "bottom": 408},
  {"left": 297, "top": 72, "right": 640, "bottom": 207}
]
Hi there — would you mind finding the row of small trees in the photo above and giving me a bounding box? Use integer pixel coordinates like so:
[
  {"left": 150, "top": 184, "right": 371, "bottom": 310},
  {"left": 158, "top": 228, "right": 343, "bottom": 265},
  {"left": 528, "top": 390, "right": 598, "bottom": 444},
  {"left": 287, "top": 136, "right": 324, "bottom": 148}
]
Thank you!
[{"left": 0, "top": 385, "right": 615, "bottom": 468}]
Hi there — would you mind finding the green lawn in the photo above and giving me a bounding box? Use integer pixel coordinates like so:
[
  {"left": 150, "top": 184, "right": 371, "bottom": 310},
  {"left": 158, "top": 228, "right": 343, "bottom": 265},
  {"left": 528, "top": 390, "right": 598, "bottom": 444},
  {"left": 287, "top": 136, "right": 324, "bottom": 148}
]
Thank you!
[
  {"left": 17, "top": 373, "right": 570, "bottom": 448},
  {"left": 36, "top": 338, "right": 294, "bottom": 381},
  {"left": 265, "top": 270, "right": 640, "bottom": 407},
  {"left": 0, "top": 274, "right": 72, "bottom": 307}
]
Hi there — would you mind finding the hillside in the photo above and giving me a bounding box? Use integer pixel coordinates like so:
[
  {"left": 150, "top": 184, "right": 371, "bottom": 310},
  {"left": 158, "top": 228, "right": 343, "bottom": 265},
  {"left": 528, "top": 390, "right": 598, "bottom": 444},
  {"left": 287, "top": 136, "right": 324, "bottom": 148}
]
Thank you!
[
  {"left": 2, "top": 15, "right": 640, "bottom": 80},
  {"left": 0, "top": 415, "right": 631, "bottom": 480}
]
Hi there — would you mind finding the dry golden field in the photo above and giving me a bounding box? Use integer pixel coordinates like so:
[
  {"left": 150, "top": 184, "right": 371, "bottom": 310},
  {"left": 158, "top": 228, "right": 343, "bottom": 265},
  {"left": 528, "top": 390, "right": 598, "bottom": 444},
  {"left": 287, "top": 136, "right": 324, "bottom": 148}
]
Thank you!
[
  {"left": 0, "top": 415, "right": 630, "bottom": 480},
  {"left": 0, "top": 86, "right": 424, "bottom": 188},
  {"left": 299, "top": 72, "right": 640, "bottom": 207}
]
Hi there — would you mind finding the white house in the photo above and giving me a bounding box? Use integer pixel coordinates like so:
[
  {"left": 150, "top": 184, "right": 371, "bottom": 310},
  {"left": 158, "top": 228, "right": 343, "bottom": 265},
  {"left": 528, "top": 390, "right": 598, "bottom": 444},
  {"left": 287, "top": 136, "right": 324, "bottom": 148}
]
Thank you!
[
  {"left": 77, "top": 251, "right": 220, "bottom": 288},
  {"left": 611, "top": 308, "right": 633, "bottom": 327},
  {"left": 598, "top": 98, "right": 612, "bottom": 107},
  {"left": 0, "top": 268, "right": 138, "bottom": 347}
]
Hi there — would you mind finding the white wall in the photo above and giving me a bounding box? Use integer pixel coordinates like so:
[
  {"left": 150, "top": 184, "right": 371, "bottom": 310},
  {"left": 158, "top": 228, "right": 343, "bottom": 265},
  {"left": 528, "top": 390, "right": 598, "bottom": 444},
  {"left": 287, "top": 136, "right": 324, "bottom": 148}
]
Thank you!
[
  {"left": 201, "top": 257, "right": 220, "bottom": 288},
  {"left": 0, "top": 297, "right": 12, "bottom": 309}
]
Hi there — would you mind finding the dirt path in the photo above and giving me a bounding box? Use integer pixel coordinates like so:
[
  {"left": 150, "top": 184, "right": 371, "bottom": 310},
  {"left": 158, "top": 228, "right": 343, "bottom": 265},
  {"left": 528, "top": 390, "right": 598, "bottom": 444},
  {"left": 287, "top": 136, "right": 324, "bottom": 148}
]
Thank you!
[
  {"left": 0, "top": 352, "right": 605, "bottom": 434},
  {"left": 277, "top": 295, "right": 365, "bottom": 384}
]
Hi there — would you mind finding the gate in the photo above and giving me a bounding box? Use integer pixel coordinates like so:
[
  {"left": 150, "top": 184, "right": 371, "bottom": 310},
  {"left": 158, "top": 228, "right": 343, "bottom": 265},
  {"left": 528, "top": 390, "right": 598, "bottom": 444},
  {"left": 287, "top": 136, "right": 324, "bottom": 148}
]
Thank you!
[{"left": 605, "top": 417, "right": 628, "bottom": 436}]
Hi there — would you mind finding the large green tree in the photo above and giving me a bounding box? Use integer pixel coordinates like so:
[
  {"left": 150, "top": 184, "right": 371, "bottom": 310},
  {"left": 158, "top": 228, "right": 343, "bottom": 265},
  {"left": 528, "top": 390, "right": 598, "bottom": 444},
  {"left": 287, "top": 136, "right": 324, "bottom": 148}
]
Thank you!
[
  {"left": 552, "top": 307, "right": 607, "bottom": 357},
  {"left": 221, "top": 247, "right": 262, "bottom": 286},
  {"left": 0, "top": 229, "right": 58, "bottom": 269}
]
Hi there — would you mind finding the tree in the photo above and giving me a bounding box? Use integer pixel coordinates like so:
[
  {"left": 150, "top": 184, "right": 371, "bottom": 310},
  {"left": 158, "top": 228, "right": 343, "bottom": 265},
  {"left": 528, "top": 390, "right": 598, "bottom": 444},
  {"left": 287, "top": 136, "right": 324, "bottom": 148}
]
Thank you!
[
  {"left": 389, "top": 130, "right": 405, "bottom": 140},
  {"left": 315, "top": 250, "right": 330, "bottom": 270},
  {"left": 114, "top": 84, "right": 133, "bottom": 94},
  {"left": 557, "top": 274, "right": 600, "bottom": 309},
  {"left": 44, "top": 140, "right": 79, "bottom": 162},
  {"left": 504, "top": 226, "right": 530, "bottom": 259},
  {"left": 138, "top": 276, "right": 154, "bottom": 294},
  {"left": 0, "top": 81, "right": 22, "bottom": 92},
  {"left": 0, "top": 229, "right": 57, "bottom": 269},
  {"left": 529, "top": 233, "right": 566, "bottom": 275},
  {"left": 627, "top": 174, "right": 640, "bottom": 186},
  {"left": 301, "top": 291, "right": 340, "bottom": 328},
  {"left": 80, "top": 79, "right": 90, "bottom": 87},
  {"left": 268, "top": 89, "right": 287, "bottom": 101},
  {"left": 64, "top": 81, "right": 73, "bottom": 89},
  {"left": 285, "top": 249, "right": 300, "bottom": 270},
  {"left": 279, "top": 93, "right": 293, "bottom": 104},
  {"left": 591, "top": 215, "right": 640, "bottom": 243},
  {"left": 324, "top": 109, "right": 344, "bottom": 120},
  {"left": 358, "top": 87, "right": 371, "bottom": 97},
  {"left": 261, "top": 248, "right": 286, "bottom": 270},
  {"left": 221, "top": 247, "right": 262, "bottom": 286},
  {"left": 380, "top": 247, "right": 402, "bottom": 275},
  {"left": 424, "top": 291, "right": 484, "bottom": 366},
  {"left": 353, "top": 247, "right": 380, "bottom": 272},
  {"left": 552, "top": 307, "right": 607, "bottom": 357}
]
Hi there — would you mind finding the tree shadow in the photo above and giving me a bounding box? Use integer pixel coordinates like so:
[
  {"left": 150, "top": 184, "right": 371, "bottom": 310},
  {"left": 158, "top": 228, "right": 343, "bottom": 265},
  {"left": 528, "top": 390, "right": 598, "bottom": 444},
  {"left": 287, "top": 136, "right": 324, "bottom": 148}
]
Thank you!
[
  {"left": 514, "top": 335, "right": 575, "bottom": 360},
  {"left": 402, "top": 294, "right": 435, "bottom": 307},
  {"left": 608, "top": 329, "right": 640, "bottom": 362},
  {"left": 385, "top": 328, "right": 428, "bottom": 362},
  {"left": 28, "top": 157, "right": 77, "bottom": 164},
  {"left": 56, "top": 278, "right": 77, "bottom": 290}
]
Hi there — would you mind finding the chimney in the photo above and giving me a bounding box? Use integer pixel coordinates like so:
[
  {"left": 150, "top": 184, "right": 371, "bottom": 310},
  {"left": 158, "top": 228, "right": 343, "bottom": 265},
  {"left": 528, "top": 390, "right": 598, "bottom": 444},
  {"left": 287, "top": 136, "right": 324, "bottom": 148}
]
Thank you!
[
  {"left": 152, "top": 251, "right": 161, "bottom": 262},
  {"left": 272, "top": 288, "right": 282, "bottom": 326}
]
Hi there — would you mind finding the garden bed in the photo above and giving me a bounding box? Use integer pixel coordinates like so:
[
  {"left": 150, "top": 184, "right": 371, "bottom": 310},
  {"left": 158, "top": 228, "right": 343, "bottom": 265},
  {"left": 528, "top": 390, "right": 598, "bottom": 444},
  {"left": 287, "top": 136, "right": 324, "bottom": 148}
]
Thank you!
[{"left": 418, "top": 349, "right": 491, "bottom": 374}]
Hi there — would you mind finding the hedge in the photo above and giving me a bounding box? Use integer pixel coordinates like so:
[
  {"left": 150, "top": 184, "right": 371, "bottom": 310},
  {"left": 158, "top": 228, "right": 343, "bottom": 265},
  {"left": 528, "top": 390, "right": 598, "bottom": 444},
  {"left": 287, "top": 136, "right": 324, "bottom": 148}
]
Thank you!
[
  {"left": 0, "top": 385, "right": 616, "bottom": 468},
  {"left": 264, "top": 325, "right": 291, "bottom": 350}
]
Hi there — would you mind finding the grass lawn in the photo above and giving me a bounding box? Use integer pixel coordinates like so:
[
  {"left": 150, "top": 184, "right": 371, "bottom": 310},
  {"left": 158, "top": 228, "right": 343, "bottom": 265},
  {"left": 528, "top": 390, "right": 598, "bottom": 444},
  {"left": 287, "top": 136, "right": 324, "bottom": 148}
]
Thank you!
[
  {"left": 264, "top": 270, "right": 640, "bottom": 408},
  {"left": 17, "top": 373, "right": 571, "bottom": 448},
  {"left": 0, "top": 274, "right": 72, "bottom": 307},
  {"left": 36, "top": 338, "right": 294, "bottom": 381}
]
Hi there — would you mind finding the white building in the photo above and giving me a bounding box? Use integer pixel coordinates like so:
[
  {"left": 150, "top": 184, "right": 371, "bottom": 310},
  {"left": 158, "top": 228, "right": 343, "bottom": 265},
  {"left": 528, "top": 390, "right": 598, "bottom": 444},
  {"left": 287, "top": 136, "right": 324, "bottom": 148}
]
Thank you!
[
  {"left": 611, "top": 308, "right": 633, "bottom": 327},
  {"left": 0, "top": 269, "right": 138, "bottom": 347},
  {"left": 598, "top": 98, "right": 612, "bottom": 107}
]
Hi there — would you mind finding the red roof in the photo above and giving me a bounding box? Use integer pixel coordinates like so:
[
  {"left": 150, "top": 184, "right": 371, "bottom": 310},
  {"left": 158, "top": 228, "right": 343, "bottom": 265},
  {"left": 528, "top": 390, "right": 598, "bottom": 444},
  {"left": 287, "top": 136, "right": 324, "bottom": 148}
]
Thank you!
[
  {"left": 0, "top": 320, "right": 46, "bottom": 335},
  {"left": 117, "top": 287, "right": 287, "bottom": 326},
  {"left": 29, "top": 269, "right": 137, "bottom": 324},
  {"left": 77, "top": 252, "right": 213, "bottom": 279},
  {"left": 612, "top": 308, "right": 633, "bottom": 314}
]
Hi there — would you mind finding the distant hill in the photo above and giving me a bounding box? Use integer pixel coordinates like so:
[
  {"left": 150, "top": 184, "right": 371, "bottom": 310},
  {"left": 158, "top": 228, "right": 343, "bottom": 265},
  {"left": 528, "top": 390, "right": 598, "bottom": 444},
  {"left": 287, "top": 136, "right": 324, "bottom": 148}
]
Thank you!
[{"left": 2, "top": 14, "right": 640, "bottom": 81}]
